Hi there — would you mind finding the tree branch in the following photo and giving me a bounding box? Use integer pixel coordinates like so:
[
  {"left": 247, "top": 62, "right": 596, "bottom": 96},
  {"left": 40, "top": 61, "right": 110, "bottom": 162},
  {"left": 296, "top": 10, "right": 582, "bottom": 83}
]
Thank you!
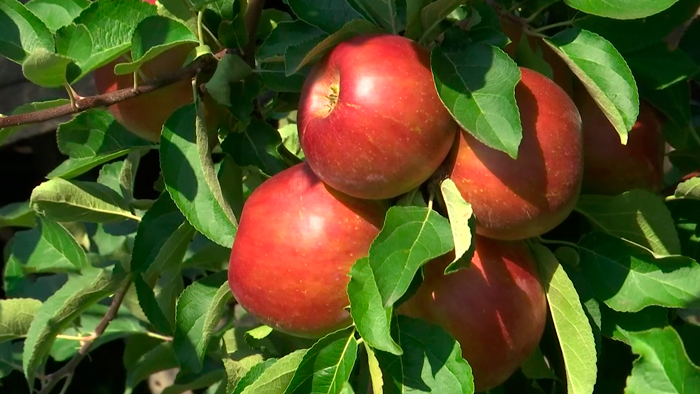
[
  {"left": 37, "top": 278, "right": 134, "bottom": 394},
  {"left": 243, "top": 0, "right": 266, "bottom": 68},
  {"left": 483, "top": 0, "right": 546, "bottom": 38},
  {"left": 0, "top": 55, "right": 218, "bottom": 130}
]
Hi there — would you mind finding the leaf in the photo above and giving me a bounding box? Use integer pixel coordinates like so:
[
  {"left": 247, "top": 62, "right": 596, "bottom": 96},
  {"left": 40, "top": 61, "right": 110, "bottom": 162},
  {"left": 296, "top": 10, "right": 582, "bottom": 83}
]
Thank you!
[
  {"left": 7, "top": 216, "right": 88, "bottom": 274},
  {"left": 0, "top": 201, "right": 36, "bottom": 228},
  {"left": 257, "top": 20, "right": 326, "bottom": 63},
  {"left": 544, "top": 28, "right": 638, "bottom": 144},
  {"left": 232, "top": 358, "right": 278, "bottom": 394},
  {"left": 285, "top": 328, "right": 358, "bottom": 394},
  {"left": 21, "top": 48, "right": 74, "bottom": 87},
  {"left": 0, "top": 298, "right": 42, "bottom": 343},
  {"left": 625, "top": 327, "right": 700, "bottom": 394},
  {"left": 204, "top": 53, "right": 253, "bottom": 107},
  {"left": 285, "top": 19, "right": 382, "bottom": 76},
  {"left": 564, "top": 0, "right": 678, "bottom": 20},
  {"left": 347, "top": 258, "right": 402, "bottom": 355},
  {"left": 351, "top": 0, "right": 399, "bottom": 33},
  {"left": 131, "top": 192, "right": 186, "bottom": 273},
  {"left": 278, "top": 124, "right": 305, "bottom": 160},
  {"left": 144, "top": 221, "right": 196, "bottom": 285},
  {"left": 369, "top": 206, "right": 453, "bottom": 307},
  {"left": 440, "top": 178, "right": 475, "bottom": 273},
  {"left": 0, "top": 0, "right": 54, "bottom": 64},
  {"left": 287, "top": 0, "right": 366, "bottom": 34},
  {"left": 134, "top": 274, "right": 173, "bottom": 335},
  {"left": 173, "top": 272, "right": 232, "bottom": 375},
  {"left": 22, "top": 267, "right": 127, "bottom": 383},
  {"left": 642, "top": 82, "right": 695, "bottom": 150},
  {"left": 600, "top": 304, "right": 668, "bottom": 344},
  {"left": 30, "top": 178, "right": 139, "bottom": 223},
  {"left": 237, "top": 349, "right": 307, "bottom": 394},
  {"left": 49, "top": 109, "right": 154, "bottom": 179},
  {"left": 24, "top": 0, "right": 89, "bottom": 32},
  {"left": 113, "top": 16, "right": 198, "bottom": 75},
  {"left": 404, "top": 0, "right": 431, "bottom": 39},
  {"left": 578, "top": 232, "right": 700, "bottom": 312},
  {"left": 161, "top": 359, "right": 225, "bottom": 394},
  {"left": 417, "top": 0, "right": 467, "bottom": 43},
  {"left": 376, "top": 315, "right": 474, "bottom": 394},
  {"left": 124, "top": 341, "right": 179, "bottom": 393},
  {"left": 676, "top": 178, "right": 700, "bottom": 200},
  {"left": 221, "top": 118, "right": 288, "bottom": 176},
  {"left": 364, "top": 342, "right": 384, "bottom": 394},
  {"left": 54, "top": 23, "right": 93, "bottom": 77},
  {"left": 531, "top": 243, "right": 597, "bottom": 394},
  {"left": 625, "top": 43, "right": 700, "bottom": 91},
  {"left": 431, "top": 42, "right": 523, "bottom": 158},
  {"left": 161, "top": 104, "right": 237, "bottom": 247},
  {"left": 575, "top": 190, "right": 681, "bottom": 256}
]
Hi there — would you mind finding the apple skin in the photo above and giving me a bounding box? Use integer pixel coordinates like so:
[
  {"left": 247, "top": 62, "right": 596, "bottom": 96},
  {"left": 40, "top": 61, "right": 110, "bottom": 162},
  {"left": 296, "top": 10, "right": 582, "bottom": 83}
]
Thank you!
[
  {"left": 447, "top": 68, "right": 583, "bottom": 240},
  {"left": 93, "top": 39, "right": 194, "bottom": 142},
  {"left": 228, "top": 163, "right": 388, "bottom": 338},
  {"left": 575, "top": 89, "right": 665, "bottom": 195},
  {"left": 297, "top": 34, "right": 458, "bottom": 200},
  {"left": 398, "top": 236, "right": 547, "bottom": 392}
]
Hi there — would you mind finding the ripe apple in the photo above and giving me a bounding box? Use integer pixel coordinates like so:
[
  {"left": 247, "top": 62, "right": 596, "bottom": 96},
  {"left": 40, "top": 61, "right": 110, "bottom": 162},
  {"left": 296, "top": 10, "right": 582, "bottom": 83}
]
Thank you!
[
  {"left": 447, "top": 67, "right": 583, "bottom": 240},
  {"left": 398, "top": 236, "right": 547, "bottom": 392},
  {"left": 228, "top": 163, "right": 388, "bottom": 338},
  {"left": 575, "top": 88, "right": 665, "bottom": 195},
  {"left": 297, "top": 34, "right": 458, "bottom": 200}
]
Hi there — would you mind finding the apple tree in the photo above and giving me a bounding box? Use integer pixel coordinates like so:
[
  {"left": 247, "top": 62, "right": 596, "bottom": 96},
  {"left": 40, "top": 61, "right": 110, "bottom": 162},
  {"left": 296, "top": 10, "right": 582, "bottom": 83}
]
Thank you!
[{"left": 0, "top": 0, "right": 700, "bottom": 393}]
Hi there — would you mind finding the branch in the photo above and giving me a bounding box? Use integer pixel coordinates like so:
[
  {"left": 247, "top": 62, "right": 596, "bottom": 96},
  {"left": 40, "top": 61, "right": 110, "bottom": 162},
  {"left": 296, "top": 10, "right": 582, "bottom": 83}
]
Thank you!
[
  {"left": 483, "top": 0, "right": 546, "bottom": 38},
  {"left": 0, "top": 55, "right": 218, "bottom": 130},
  {"left": 243, "top": 0, "right": 266, "bottom": 68},
  {"left": 38, "top": 278, "right": 134, "bottom": 394}
]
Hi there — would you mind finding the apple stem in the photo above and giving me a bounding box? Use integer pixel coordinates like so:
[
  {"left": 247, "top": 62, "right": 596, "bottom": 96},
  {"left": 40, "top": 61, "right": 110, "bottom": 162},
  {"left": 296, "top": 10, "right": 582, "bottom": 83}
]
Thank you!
[{"left": 197, "top": 10, "right": 206, "bottom": 47}]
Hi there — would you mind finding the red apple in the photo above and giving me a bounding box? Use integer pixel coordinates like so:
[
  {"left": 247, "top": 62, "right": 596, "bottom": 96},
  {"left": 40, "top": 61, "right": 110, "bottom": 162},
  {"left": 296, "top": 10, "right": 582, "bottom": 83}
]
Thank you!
[
  {"left": 399, "top": 236, "right": 547, "bottom": 392},
  {"left": 297, "top": 34, "right": 458, "bottom": 200},
  {"left": 228, "top": 163, "right": 388, "bottom": 338},
  {"left": 447, "top": 67, "right": 583, "bottom": 240},
  {"left": 575, "top": 88, "right": 665, "bottom": 195}
]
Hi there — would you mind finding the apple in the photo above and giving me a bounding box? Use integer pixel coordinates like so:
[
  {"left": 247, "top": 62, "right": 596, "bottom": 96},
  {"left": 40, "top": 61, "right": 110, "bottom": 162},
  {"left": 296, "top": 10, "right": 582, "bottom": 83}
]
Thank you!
[
  {"left": 446, "top": 67, "right": 583, "bottom": 240},
  {"left": 297, "top": 34, "right": 458, "bottom": 200},
  {"left": 398, "top": 236, "right": 548, "bottom": 392},
  {"left": 575, "top": 88, "right": 665, "bottom": 195},
  {"left": 228, "top": 163, "right": 388, "bottom": 338}
]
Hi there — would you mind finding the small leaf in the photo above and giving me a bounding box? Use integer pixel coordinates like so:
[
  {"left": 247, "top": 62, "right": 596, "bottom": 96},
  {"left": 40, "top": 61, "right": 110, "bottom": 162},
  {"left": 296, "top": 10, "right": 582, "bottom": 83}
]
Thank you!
[
  {"left": 544, "top": 28, "right": 638, "bottom": 144},
  {"left": 238, "top": 349, "right": 307, "bottom": 394},
  {"left": 0, "top": 298, "right": 42, "bottom": 343},
  {"left": 0, "top": 0, "right": 54, "bottom": 64},
  {"left": 134, "top": 274, "right": 173, "bottom": 335},
  {"left": 626, "top": 327, "right": 700, "bottom": 393},
  {"left": 351, "top": 0, "right": 399, "bottom": 33},
  {"left": 369, "top": 206, "right": 453, "bottom": 307},
  {"left": 578, "top": 232, "right": 700, "bottom": 312},
  {"left": 625, "top": 43, "right": 700, "bottom": 90},
  {"left": 364, "top": 342, "right": 384, "bottom": 394},
  {"left": 404, "top": 0, "right": 431, "bottom": 40},
  {"left": 278, "top": 124, "right": 304, "bottom": 160},
  {"left": 531, "top": 243, "right": 597, "bottom": 394},
  {"left": 642, "top": 82, "right": 694, "bottom": 150},
  {"left": 431, "top": 42, "right": 523, "bottom": 158},
  {"left": 131, "top": 192, "right": 186, "bottom": 273},
  {"left": 204, "top": 53, "right": 253, "bottom": 107},
  {"left": 124, "top": 341, "right": 179, "bottom": 393},
  {"left": 173, "top": 272, "right": 232, "bottom": 375},
  {"left": 21, "top": 48, "right": 74, "bottom": 87},
  {"left": 440, "top": 178, "right": 475, "bottom": 273},
  {"left": 257, "top": 20, "right": 326, "bottom": 63},
  {"left": 576, "top": 190, "right": 681, "bottom": 256},
  {"left": 600, "top": 304, "right": 668, "bottom": 344},
  {"left": 54, "top": 23, "right": 93, "bottom": 79},
  {"left": 144, "top": 221, "right": 196, "bottom": 284},
  {"left": 24, "top": 0, "right": 89, "bottom": 32},
  {"left": 221, "top": 118, "right": 288, "bottom": 176},
  {"left": 161, "top": 105, "right": 237, "bottom": 247},
  {"left": 30, "top": 178, "right": 139, "bottom": 223},
  {"left": 376, "top": 315, "right": 474, "bottom": 393},
  {"left": 564, "top": 0, "right": 678, "bottom": 20},
  {"left": 285, "top": 328, "right": 358, "bottom": 394},
  {"left": 347, "top": 258, "right": 402, "bottom": 355},
  {"left": 0, "top": 201, "right": 36, "bottom": 228},
  {"left": 161, "top": 359, "right": 225, "bottom": 394},
  {"left": 416, "top": 0, "right": 467, "bottom": 43},
  {"left": 676, "top": 178, "right": 700, "bottom": 200},
  {"left": 287, "top": 0, "right": 366, "bottom": 34}
]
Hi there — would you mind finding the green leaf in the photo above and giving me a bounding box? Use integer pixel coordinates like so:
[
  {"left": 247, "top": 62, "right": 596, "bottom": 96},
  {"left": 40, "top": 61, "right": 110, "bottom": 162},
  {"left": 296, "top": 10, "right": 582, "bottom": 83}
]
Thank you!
[
  {"left": 174, "top": 272, "right": 232, "bottom": 375},
  {"left": 0, "top": 298, "right": 42, "bottom": 343},
  {"left": 49, "top": 109, "right": 154, "bottom": 179},
  {"left": 364, "top": 342, "right": 384, "bottom": 394},
  {"left": 347, "top": 257, "right": 401, "bottom": 355},
  {"left": 285, "top": 328, "right": 358, "bottom": 394},
  {"left": 440, "top": 178, "right": 475, "bottom": 273},
  {"left": 0, "top": 0, "right": 54, "bottom": 64},
  {"left": 257, "top": 20, "right": 325, "bottom": 63},
  {"left": 237, "top": 349, "right": 307, "bottom": 394},
  {"left": 232, "top": 359, "right": 278, "bottom": 394},
  {"left": 161, "top": 104, "right": 237, "bottom": 248},
  {"left": 221, "top": 118, "right": 288, "bottom": 176},
  {"left": 54, "top": 23, "right": 93, "bottom": 79},
  {"left": 676, "top": 178, "right": 700, "bottom": 200},
  {"left": 161, "top": 359, "right": 226, "bottom": 394},
  {"left": 131, "top": 192, "right": 186, "bottom": 273},
  {"left": 144, "top": 221, "right": 196, "bottom": 285},
  {"left": 431, "top": 42, "right": 523, "bottom": 158},
  {"left": 204, "top": 53, "right": 253, "bottom": 107},
  {"left": 21, "top": 48, "right": 74, "bottom": 87},
  {"left": 7, "top": 216, "right": 88, "bottom": 275},
  {"left": 564, "top": 0, "right": 678, "bottom": 20},
  {"left": 531, "top": 243, "right": 597, "bottom": 394},
  {"left": 600, "top": 304, "right": 668, "bottom": 344},
  {"left": 575, "top": 190, "right": 681, "bottom": 256},
  {"left": 0, "top": 201, "right": 36, "bottom": 228},
  {"left": 351, "top": 0, "right": 399, "bottom": 33},
  {"left": 578, "top": 232, "right": 700, "bottom": 312},
  {"left": 113, "top": 16, "right": 197, "bottom": 75},
  {"left": 285, "top": 19, "right": 382, "bottom": 76},
  {"left": 73, "top": 0, "right": 157, "bottom": 73},
  {"left": 134, "top": 274, "right": 173, "bottom": 335},
  {"left": 642, "top": 82, "right": 695, "bottom": 150},
  {"left": 30, "top": 178, "right": 139, "bottom": 223},
  {"left": 404, "top": 0, "right": 431, "bottom": 40},
  {"left": 416, "top": 0, "right": 467, "bottom": 43},
  {"left": 124, "top": 341, "right": 179, "bottom": 393},
  {"left": 278, "top": 124, "right": 305, "bottom": 160},
  {"left": 24, "top": 0, "right": 89, "bottom": 32},
  {"left": 544, "top": 28, "right": 639, "bottom": 144},
  {"left": 369, "top": 206, "right": 453, "bottom": 307},
  {"left": 287, "top": 0, "right": 366, "bottom": 34},
  {"left": 0, "top": 99, "right": 70, "bottom": 146},
  {"left": 626, "top": 327, "right": 700, "bottom": 393},
  {"left": 376, "top": 315, "right": 474, "bottom": 393},
  {"left": 625, "top": 43, "right": 700, "bottom": 91},
  {"left": 22, "top": 267, "right": 127, "bottom": 383}
]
